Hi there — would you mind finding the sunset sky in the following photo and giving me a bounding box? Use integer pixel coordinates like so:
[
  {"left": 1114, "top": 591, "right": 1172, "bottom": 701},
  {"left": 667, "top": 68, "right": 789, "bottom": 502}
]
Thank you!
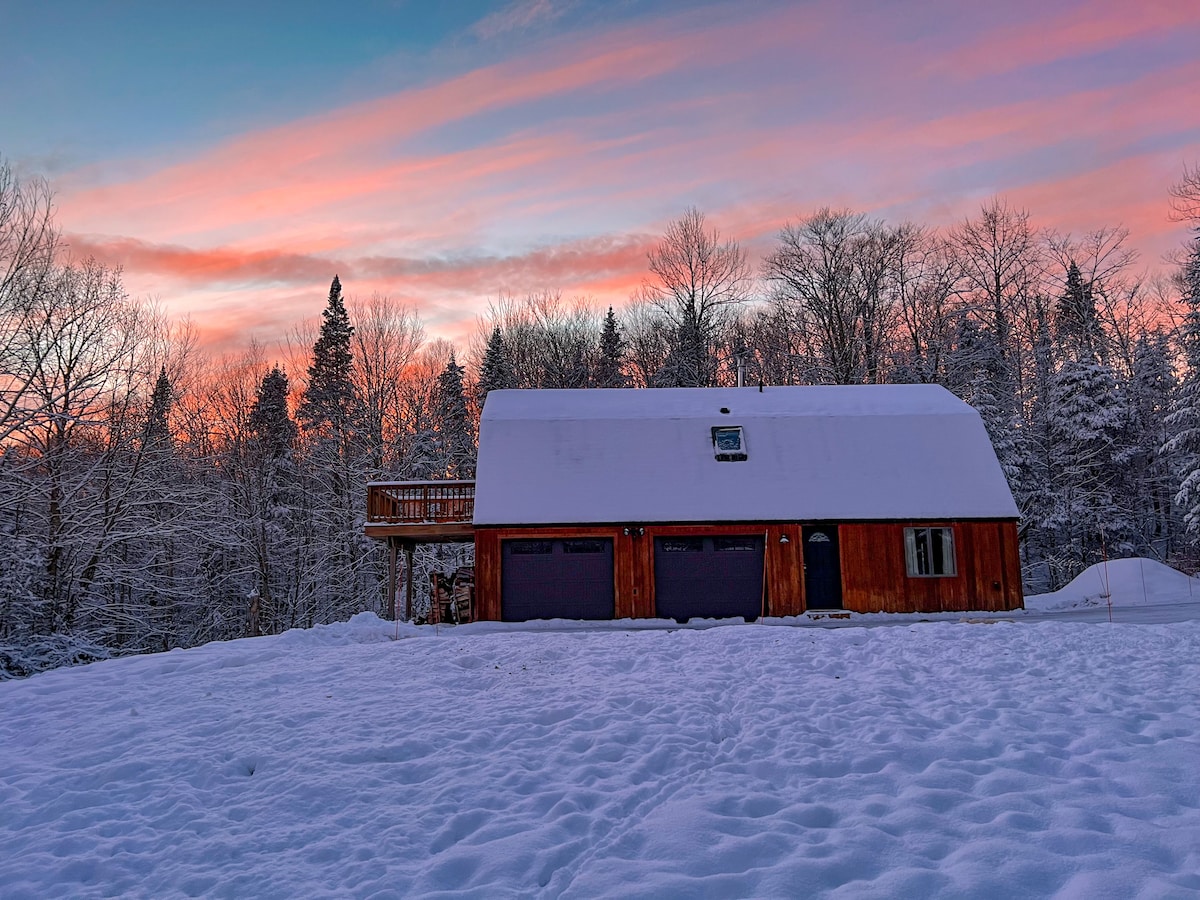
[{"left": 5, "top": 0, "right": 1199, "bottom": 353}]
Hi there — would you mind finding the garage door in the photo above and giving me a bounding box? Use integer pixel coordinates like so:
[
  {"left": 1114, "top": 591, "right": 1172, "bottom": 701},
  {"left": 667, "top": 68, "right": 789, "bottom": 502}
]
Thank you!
[
  {"left": 501, "top": 538, "right": 615, "bottom": 622},
  {"left": 654, "top": 535, "right": 765, "bottom": 622}
]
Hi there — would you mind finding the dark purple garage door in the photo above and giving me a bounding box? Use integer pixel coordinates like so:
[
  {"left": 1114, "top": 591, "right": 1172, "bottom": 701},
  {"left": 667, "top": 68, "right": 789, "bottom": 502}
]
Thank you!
[
  {"left": 501, "top": 538, "right": 615, "bottom": 622},
  {"left": 653, "top": 535, "right": 765, "bottom": 622}
]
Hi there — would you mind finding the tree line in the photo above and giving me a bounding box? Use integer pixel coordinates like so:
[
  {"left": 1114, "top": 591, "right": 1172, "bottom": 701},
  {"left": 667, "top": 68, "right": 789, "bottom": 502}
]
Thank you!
[{"left": 2, "top": 158, "right": 1199, "bottom": 674}]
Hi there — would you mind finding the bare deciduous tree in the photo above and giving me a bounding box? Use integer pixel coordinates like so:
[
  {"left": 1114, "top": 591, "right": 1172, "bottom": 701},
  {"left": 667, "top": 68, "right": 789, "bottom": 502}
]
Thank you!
[
  {"left": 762, "top": 209, "right": 900, "bottom": 385},
  {"left": 472, "top": 292, "right": 600, "bottom": 392},
  {"left": 0, "top": 159, "right": 59, "bottom": 444},
  {"left": 636, "top": 208, "right": 750, "bottom": 387},
  {"left": 951, "top": 199, "right": 1044, "bottom": 360},
  {"left": 891, "top": 225, "right": 961, "bottom": 383},
  {"left": 1169, "top": 161, "right": 1200, "bottom": 223},
  {"left": 350, "top": 293, "right": 424, "bottom": 472},
  {"left": 620, "top": 296, "right": 672, "bottom": 388}
]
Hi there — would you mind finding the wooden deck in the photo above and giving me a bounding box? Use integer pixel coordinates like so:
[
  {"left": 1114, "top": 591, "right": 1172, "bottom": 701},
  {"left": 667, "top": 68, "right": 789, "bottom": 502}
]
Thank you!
[{"left": 364, "top": 480, "right": 476, "bottom": 542}]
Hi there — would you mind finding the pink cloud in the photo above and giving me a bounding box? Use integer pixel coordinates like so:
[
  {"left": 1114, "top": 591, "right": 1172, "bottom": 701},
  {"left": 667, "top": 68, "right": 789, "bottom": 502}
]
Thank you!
[
  {"left": 1007, "top": 153, "right": 1190, "bottom": 263},
  {"left": 65, "top": 235, "right": 338, "bottom": 286},
  {"left": 929, "top": 0, "right": 1200, "bottom": 80},
  {"left": 62, "top": 228, "right": 658, "bottom": 355},
  {"left": 43, "top": 0, "right": 1199, "bottom": 357},
  {"left": 57, "top": 6, "right": 816, "bottom": 243}
]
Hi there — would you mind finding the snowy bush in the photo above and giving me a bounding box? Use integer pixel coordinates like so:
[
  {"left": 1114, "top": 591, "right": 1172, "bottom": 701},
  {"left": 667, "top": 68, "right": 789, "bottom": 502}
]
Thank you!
[{"left": 0, "top": 634, "right": 112, "bottom": 680}]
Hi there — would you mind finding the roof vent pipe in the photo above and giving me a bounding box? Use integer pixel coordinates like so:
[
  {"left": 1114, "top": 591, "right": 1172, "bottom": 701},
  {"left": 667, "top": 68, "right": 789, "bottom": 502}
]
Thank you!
[{"left": 735, "top": 346, "right": 748, "bottom": 388}]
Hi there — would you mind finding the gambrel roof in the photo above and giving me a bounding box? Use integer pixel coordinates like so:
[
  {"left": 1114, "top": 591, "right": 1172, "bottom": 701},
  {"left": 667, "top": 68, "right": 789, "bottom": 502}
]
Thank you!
[{"left": 473, "top": 385, "right": 1020, "bottom": 525}]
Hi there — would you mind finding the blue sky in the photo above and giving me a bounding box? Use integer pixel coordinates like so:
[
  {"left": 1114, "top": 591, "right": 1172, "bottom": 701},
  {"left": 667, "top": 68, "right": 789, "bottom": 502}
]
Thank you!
[{"left": 3, "top": 0, "right": 1198, "bottom": 350}]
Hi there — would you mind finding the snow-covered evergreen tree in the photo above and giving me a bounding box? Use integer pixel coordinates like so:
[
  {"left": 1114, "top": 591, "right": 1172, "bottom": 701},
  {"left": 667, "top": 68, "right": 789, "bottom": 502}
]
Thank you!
[
  {"left": 653, "top": 304, "right": 712, "bottom": 387},
  {"left": 476, "top": 325, "right": 514, "bottom": 408},
  {"left": 241, "top": 365, "right": 301, "bottom": 635},
  {"left": 143, "top": 367, "right": 173, "bottom": 452},
  {"left": 433, "top": 354, "right": 475, "bottom": 478},
  {"left": 298, "top": 276, "right": 357, "bottom": 444},
  {"left": 1123, "top": 332, "right": 1178, "bottom": 557},
  {"left": 248, "top": 366, "right": 298, "bottom": 462},
  {"left": 594, "top": 307, "right": 629, "bottom": 388},
  {"left": 401, "top": 426, "right": 440, "bottom": 480},
  {"left": 1040, "top": 261, "right": 1127, "bottom": 566},
  {"left": 1046, "top": 358, "right": 1125, "bottom": 566},
  {"left": 296, "top": 276, "right": 370, "bottom": 628},
  {"left": 945, "top": 313, "right": 1021, "bottom": 487},
  {"left": 1163, "top": 233, "right": 1200, "bottom": 540},
  {"left": 1055, "top": 262, "right": 1105, "bottom": 364},
  {"left": 131, "top": 365, "right": 185, "bottom": 647}
]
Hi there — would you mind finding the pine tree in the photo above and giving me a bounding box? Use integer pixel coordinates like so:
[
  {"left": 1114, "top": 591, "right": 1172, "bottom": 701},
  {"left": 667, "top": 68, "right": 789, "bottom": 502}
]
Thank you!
[
  {"left": 1163, "top": 233, "right": 1200, "bottom": 540},
  {"left": 476, "top": 325, "right": 514, "bottom": 407},
  {"left": 653, "top": 304, "right": 711, "bottom": 387},
  {"left": 945, "top": 313, "right": 1021, "bottom": 485},
  {"left": 1125, "top": 332, "right": 1178, "bottom": 555},
  {"left": 401, "top": 425, "right": 440, "bottom": 481},
  {"left": 295, "top": 276, "right": 366, "bottom": 627},
  {"left": 242, "top": 365, "right": 300, "bottom": 636},
  {"left": 1055, "top": 261, "right": 1104, "bottom": 363},
  {"left": 594, "top": 307, "right": 629, "bottom": 388},
  {"left": 298, "top": 275, "right": 356, "bottom": 443},
  {"left": 130, "top": 366, "right": 187, "bottom": 649},
  {"left": 433, "top": 354, "right": 475, "bottom": 478},
  {"left": 1047, "top": 358, "right": 1124, "bottom": 567},
  {"left": 1043, "top": 249, "right": 1132, "bottom": 565},
  {"left": 143, "top": 367, "right": 173, "bottom": 452},
  {"left": 248, "top": 366, "right": 298, "bottom": 461}
]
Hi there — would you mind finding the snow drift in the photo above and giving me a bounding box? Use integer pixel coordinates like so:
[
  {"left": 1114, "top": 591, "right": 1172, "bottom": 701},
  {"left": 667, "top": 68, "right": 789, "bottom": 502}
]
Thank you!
[{"left": 1026, "top": 557, "right": 1200, "bottom": 611}]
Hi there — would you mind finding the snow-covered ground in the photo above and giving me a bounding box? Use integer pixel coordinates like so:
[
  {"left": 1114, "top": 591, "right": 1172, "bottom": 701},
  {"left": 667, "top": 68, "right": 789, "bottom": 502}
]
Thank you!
[{"left": 2, "top": 561, "right": 1199, "bottom": 898}]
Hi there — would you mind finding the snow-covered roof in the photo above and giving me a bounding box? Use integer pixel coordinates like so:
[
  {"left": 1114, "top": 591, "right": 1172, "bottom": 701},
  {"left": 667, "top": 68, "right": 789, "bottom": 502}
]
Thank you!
[{"left": 473, "top": 385, "right": 1020, "bottom": 525}]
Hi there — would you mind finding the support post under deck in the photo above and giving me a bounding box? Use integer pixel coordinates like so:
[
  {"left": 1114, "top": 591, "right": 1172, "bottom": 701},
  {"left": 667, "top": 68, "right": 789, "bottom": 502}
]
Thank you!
[
  {"left": 386, "top": 538, "right": 398, "bottom": 621},
  {"left": 404, "top": 542, "right": 415, "bottom": 622}
]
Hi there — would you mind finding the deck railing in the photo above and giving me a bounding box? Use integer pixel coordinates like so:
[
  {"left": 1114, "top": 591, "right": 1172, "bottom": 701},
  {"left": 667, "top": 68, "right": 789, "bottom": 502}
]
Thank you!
[{"left": 366, "top": 480, "right": 475, "bottom": 524}]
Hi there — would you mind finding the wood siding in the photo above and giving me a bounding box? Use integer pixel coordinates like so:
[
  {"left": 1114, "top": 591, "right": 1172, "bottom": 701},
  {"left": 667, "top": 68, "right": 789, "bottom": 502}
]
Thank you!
[
  {"left": 840, "top": 521, "right": 1023, "bottom": 613},
  {"left": 766, "top": 524, "right": 805, "bottom": 616},
  {"left": 476, "top": 520, "right": 1020, "bottom": 621}
]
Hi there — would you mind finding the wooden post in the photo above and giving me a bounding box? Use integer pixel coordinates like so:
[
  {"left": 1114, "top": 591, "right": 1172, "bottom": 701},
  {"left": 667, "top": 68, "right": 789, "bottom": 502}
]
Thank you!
[
  {"left": 404, "top": 542, "right": 415, "bottom": 622},
  {"left": 386, "top": 538, "right": 397, "bottom": 621}
]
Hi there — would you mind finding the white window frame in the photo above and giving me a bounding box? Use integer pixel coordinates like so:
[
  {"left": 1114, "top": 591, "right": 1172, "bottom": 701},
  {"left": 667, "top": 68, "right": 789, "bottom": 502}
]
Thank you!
[
  {"left": 904, "top": 527, "right": 957, "bottom": 577},
  {"left": 712, "top": 425, "right": 747, "bottom": 461}
]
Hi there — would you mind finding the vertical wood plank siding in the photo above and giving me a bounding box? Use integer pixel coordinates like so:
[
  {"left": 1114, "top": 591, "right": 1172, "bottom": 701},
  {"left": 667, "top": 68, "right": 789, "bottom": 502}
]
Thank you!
[
  {"left": 474, "top": 529, "right": 502, "bottom": 622},
  {"left": 473, "top": 520, "right": 1021, "bottom": 621},
  {"left": 766, "top": 524, "right": 805, "bottom": 616},
  {"left": 839, "top": 521, "right": 1023, "bottom": 613},
  {"left": 1000, "top": 521, "right": 1022, "bottom": 608}
]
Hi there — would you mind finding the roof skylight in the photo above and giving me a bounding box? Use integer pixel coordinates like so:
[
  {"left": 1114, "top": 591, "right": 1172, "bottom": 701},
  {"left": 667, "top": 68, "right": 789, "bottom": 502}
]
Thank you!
[{"left": 712, "top": 426, "right": 747, "bottom": 461}]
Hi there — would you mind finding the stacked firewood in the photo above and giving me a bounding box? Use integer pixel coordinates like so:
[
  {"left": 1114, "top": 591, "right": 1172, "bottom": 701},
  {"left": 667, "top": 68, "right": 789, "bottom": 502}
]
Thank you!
[{"left": 429, "top": 567, "right": 475, "bottom": 624}]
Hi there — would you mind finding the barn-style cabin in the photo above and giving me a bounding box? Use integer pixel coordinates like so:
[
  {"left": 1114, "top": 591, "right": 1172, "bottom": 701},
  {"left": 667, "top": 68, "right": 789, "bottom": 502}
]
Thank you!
[{"left": 467, "top": 384, "right": 1022, "bottom": 621}]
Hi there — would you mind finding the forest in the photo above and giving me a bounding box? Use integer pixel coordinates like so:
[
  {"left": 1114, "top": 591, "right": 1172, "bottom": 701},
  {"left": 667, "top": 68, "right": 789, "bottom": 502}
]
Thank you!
[{"left": 2, "top": 158, "right": 1199, "bottom": 675}]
